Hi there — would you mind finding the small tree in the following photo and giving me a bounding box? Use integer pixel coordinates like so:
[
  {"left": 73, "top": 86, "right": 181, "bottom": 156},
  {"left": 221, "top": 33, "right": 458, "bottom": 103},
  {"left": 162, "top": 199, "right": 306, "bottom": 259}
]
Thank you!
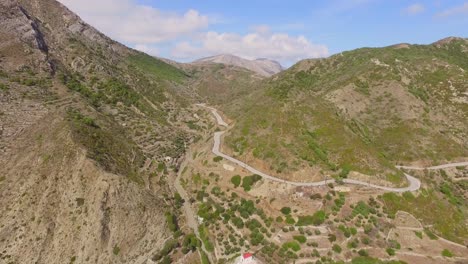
[
  {"left": 230, "top": 175, "right": 241, "bottom": 188},
  {"left": 332, "top": 244, "right": 342, "bottom": 253},
  {"left": 281, "top": 207, "right": 291, "bottom": 215}
]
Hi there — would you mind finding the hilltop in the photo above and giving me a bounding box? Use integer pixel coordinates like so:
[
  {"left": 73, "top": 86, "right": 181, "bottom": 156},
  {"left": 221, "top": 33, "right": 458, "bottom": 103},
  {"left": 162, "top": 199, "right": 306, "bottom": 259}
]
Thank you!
[
  {"left": 221, "top": 37, "right": 468, "bottom": 185},
  {"left": 194, "top": 54, "right": 283, "bottom": 77}
]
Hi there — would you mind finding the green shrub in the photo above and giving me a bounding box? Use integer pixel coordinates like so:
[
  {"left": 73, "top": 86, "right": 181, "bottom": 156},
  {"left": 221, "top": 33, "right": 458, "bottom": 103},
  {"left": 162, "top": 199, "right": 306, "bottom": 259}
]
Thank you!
[
  {"left": 339, "top": 164, "right": 351, "bottom": 178},
  {"left": 380, "top": 191, "right": 465, "bottom": 243},
  {"left": 246, "top": 219, "right": 262, "bottom": 231},
  {"left": 352, "top": 201, "right": 374, "bottom": 217},
  {"left": 127, "top": 53, "right": 187, "bottom": 82},
  {"left": 113, "top": 245, "right": 120, "bottom": 255},
  {"left": 285, "top": 215, "right": 296, "bottom": 224},
  {"left": 310, "top": 193, "right": 322, "bottom": 200},
  {"left": 198, "top": 225, "right": 214, "bottom": 252},
  {"left": 296, "top": 210, "right": 326, "bottom": 226},
  {"left": 408, "top": 86, "right": 429, "bottom": 103},
  {"left": 213, "top": 156, "right": 223, "bottom": 162},
  {"left": 238, "top": 199, "right": 256, "bottom": 218},
  {"left": 347, "top": 239, "right": 359, "bottom": 248},
  {"left": 350, "top": 256, "right": 407, "bottom": 264},
  {"left": 441, "top": 249, "right": 453, "bottom": 257},
  {"left": 293, "top": 235, "right": 306, "bottom": 244},
  {"left": 282, "top": 241, "right": 301, "bottom": 252},
  {"left": 423, "top": 228, "right": 438, "bottom": 240},
  {"left": 357, "top": 249, "right": 368, "bottom": 257},
  {"left": 250, "top": 229, "right": 265, "bottom": 246},
  {"left": 281, "top": 207, "right": 291, "bottom": 215},
  {"left": 160, "top": 256, "right": 171, "bottom": 264},
  {"left": 332, "top": 244, "right": 342, "bottom": 253},
  {"left": 386, "top": 248, "right": 395, "bottom": 256},
  {"left": 200, "top": 250, "right": 210, "bottom": 264},
  {"left": 183, "top": 233, "right": 200, "bottom": 252},
  {"left": 165, "top": 212, "right": 178, "bottom": 233},
  {"left": 0, "top": 83, "right": 9, "bottom": 90},
  {"left": 361, "top": 236, "right": 370, "bottom": 245},
  {"left": 311, "top": 210, "right": 326, "bottom": 226},
  {"left": 230, "top": 175, "right": 241, "bottom": 188},
  {"left": 232, "top": 217, "right": 244, "bottom": 228},
  {"left": 414, "top": 231, "right": 423, "bottom": 239},
  {"left": 241, "top": 174, "right": 261, "bottom": 191},
  {"left": 152, "top": 239, "right": 179, "bottom": 261},
  {"left": 66, "top": 109, "right": 143, "bottom": 181},
  {"left": 174, "top": 192, "right": 184, "bottom": 208}
]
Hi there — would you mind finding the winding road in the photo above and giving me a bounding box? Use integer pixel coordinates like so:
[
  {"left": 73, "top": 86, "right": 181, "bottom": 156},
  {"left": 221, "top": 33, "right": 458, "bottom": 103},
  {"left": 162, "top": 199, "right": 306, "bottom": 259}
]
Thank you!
[
  {"left": 396, "top": 162, "right": 468, "bottom": 170},
  {"left": 197, "top": 103, "right": 467, "bottom": 193}
]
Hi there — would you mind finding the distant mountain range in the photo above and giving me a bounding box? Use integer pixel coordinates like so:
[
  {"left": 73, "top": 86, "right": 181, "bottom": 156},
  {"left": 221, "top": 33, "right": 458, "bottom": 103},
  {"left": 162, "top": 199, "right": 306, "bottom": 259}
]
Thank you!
[{"left": 193, "top": 54, "right": 283, "bottom": 77}]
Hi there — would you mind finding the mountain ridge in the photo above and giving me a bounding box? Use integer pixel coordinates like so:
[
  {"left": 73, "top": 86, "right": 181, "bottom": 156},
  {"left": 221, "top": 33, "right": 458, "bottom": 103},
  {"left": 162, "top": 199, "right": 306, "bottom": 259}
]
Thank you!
[
  {"left": 0, "top": 0, "right": 206, "bottom": 263},
  {"left": 193, "top": 53, "right": 283, "bottom": 77},
  {"left": 1, "top": 0, "right": 467, "bottom": 262}
]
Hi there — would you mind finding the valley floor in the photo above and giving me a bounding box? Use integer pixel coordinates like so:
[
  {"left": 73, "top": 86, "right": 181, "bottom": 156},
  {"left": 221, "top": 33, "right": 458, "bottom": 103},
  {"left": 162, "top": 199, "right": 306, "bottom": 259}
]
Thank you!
[{"left": 173, "top": 104, "right": 468, "bottom": 264}]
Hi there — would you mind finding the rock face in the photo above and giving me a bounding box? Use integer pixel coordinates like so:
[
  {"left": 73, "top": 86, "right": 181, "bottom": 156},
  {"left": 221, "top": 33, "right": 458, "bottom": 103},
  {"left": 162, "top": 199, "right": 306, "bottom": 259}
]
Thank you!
[
  {"left": 0, "top": 0, "right": 199, "bottom": 263},
  {"left": 194, "top": 54, "right": 283, "bottom": 77},
  {"left": 0, "top": 114, "right": 169, "bottom": 264}
]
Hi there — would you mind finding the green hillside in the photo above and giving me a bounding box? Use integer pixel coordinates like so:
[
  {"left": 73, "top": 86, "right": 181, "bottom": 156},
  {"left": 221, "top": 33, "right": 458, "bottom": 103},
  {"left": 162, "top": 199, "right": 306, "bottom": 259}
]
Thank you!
[{"left": 222, "top": 38, "right": 468, "bottom": 183}]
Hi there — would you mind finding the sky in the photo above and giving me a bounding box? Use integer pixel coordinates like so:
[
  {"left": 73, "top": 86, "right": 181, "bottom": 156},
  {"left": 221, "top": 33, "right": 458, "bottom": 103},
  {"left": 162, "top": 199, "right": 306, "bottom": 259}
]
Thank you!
[{"left": 57, "top": 0, "right": 468, "bottom": 67}]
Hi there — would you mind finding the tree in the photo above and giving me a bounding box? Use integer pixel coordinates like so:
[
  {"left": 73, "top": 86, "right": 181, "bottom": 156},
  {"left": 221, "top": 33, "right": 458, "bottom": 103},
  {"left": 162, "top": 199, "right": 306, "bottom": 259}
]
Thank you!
[
  {"left": 165, "top": 212, "right": 178, "bottom": 232},
  {"left": 311, "top": 210, "right": 326, "bottom": 226},
  {"left": 241, "top": 174, "right": 261, "bottom": 191},
  {"left": 293, "top": 235, "right": 306, "bottom": 244},
  {"left": 231, "top": 175, "right": 241, "bottom": 188},
  {"left": 280, "top": 207, "right": 291, "bottom": 215},
  {"left": 183, "top": 233, "right": 200, "bottom": 252},
  {"left": 357, "top": 249, "right": 368, "bottom": 257},
  {"left": 332, "top": 244, "right": 342, "bottom": 253}
]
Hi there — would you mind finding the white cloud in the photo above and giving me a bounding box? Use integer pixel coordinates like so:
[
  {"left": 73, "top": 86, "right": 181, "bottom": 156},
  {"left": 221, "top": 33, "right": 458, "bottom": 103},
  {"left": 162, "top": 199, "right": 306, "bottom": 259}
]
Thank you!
[
  {"left": 58, "top": 0, "right": 328, "bottom": 65},
  {"left": 402, "top": 3, "right": 425, "bottom": 15},
  {"left": 249, "top": 25, "right": 271, "bottom": 35},
  {"left": 435, "top": 2, "right": 468, "bottom": 18},
  {"left": 171, "top": 30, "right": 329, "bottom": 65},
  {"left": 57, "top": 0, "right": 210, "bottom": 43}
]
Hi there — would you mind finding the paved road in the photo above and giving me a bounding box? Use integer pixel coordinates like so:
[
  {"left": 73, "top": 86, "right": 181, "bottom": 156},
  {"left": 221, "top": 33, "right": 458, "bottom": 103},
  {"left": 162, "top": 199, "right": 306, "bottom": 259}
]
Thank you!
[
  {"left": 197, "top": 104, "right": 440, "bottom": 193},
  {"left": 396, "top": 162, "right": 468, "bottom": 170},
  {"left": 195, "top": 104, "right": 229, "bottom": 127},
  {"left": 212, "top": 131, "right": 421, "bottom": 192}
]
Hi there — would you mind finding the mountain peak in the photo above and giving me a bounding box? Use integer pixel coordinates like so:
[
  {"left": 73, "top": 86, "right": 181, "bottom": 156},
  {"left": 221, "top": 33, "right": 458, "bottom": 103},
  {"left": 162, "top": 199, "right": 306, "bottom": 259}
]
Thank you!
[
  {"left": 193, "top": 54, "right": 283, "bottom": 77},
  {"left": 432, "top": 36, "right": 467, "bottom": 47}
]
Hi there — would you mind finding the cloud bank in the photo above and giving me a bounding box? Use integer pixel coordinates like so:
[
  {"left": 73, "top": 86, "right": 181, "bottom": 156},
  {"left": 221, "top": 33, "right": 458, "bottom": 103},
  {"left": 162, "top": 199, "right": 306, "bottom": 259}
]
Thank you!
[
  {"left": 402, "top": 3, "right": 425, "bottom": 15},
  {"left": 58, "top": 0, "right": 210, "bottom": 43},
  {"left": 172, "top": 28, "right": 328, "bottom": 64},
  {"left": 435, "top": 2, "right": 468, "bottom": 18},
  {"left": 58, "top": 0, "right": 328, "bottom": 64}
]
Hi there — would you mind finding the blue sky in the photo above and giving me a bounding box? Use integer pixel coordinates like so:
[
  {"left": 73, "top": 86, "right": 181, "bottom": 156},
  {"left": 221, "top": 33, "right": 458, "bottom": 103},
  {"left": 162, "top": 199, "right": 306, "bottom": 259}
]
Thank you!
[{"left": 59, "top": 0, "right": 468, "bottom": 66}]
